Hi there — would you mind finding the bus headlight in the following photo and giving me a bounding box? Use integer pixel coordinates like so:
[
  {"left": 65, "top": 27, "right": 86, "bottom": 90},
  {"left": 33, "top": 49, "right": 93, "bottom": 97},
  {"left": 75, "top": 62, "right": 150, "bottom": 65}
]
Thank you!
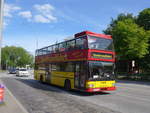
[{"left": 88, "top": 84, "right": 94, "bottom": 88}]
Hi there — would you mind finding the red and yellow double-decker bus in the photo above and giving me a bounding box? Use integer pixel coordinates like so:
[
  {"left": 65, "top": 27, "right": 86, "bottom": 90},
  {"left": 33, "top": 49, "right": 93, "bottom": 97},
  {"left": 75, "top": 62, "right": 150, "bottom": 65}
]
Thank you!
[{"left": 34, "top": 31, "right": 116, "bottom": 92}]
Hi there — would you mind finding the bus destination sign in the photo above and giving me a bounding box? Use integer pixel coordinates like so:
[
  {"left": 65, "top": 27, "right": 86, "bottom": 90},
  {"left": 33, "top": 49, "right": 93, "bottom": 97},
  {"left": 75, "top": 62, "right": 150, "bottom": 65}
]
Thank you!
[{"left": 91, "top": 52, "right": 113, "bottom": 59}]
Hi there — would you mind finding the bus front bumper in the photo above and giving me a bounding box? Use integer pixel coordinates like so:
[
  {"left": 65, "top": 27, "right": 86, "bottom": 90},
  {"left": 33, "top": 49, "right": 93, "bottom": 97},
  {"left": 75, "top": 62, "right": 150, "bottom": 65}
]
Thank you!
[{"left": 85, "top": 86, "right": 116, "bottom": 92}]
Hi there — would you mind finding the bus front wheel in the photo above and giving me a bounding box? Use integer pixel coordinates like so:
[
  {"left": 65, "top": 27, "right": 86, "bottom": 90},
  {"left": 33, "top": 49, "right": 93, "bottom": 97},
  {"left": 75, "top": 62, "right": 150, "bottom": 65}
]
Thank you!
[{"left": 64, "top": 80, "right": 71, "bottom": 91}]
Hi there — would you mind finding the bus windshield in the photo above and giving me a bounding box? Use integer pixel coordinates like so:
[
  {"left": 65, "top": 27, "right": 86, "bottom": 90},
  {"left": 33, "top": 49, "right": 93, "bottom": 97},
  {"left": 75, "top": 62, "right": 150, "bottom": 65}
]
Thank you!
[
  {"left": 88, "top": 61, "right": 115, "bottom": 81},
  {"left": 88, "top": 35, "right": 114, "bottom": 51}
]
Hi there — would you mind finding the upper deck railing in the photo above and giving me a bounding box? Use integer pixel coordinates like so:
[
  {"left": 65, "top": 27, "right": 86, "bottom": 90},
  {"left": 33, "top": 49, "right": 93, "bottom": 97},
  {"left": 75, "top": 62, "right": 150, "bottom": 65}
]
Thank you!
[{"left": 35, "top": 31, "right": 113, "bottom": 57}]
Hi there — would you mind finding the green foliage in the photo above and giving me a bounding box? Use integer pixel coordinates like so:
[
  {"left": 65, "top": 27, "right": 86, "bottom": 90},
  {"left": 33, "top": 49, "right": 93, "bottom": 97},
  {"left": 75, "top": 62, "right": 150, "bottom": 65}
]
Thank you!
[
  {"left": 137, "top": 8, "right": 150, "bottom": 30},
  {"left": 1, "top": 46, "right": 34, "bottom": 69},
  {"left": 103, "top": 8, "right": 150, "bottom": 73},
  {"left": 103, "top": 13, "right": 135, "bottom": 35},
  {"left": 138, "top": 31, "right": 150, "bottom": 71},
  {"left": 112, "top": 19, "right": 149, "bottom": 59},
  {"left": 136, "top": 8, "right": 150, "bottom": 70}
]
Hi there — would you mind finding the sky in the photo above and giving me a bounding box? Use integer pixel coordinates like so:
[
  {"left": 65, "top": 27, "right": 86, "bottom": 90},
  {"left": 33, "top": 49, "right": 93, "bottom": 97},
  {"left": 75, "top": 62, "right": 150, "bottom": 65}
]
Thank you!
[{"left": 2, "top": 0, "right": 150, "bottom": 54}]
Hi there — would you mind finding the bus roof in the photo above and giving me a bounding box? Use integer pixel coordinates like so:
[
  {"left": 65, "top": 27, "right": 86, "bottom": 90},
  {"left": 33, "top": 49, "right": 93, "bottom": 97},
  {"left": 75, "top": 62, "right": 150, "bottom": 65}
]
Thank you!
[{"left": 75, "top": 31, "right": 112, "bottom": 39}]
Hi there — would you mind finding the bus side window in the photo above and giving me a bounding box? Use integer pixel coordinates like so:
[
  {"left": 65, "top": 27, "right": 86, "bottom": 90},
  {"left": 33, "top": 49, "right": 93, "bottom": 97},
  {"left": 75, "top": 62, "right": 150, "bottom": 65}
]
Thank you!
[
  {"left": 59, "top": 42, "right": 66, "bottom": 52},
  {"left": 70, "top": 40, "right": 75, "bottom": 50},
  {"left": 52, "top": 45, "right": 55, "bottom": 53},
  {"left": 51, "top": 46, "right": 54, "bottom": 53},
  {"left": 65, "top": 63, "right": 74, "bottom": 72},
  {"left": 51, "top": 64, "right": 57, "bottom": 71},
  {"left": 67, "top": 40, "right": 75, "bottom": 51},
  {"left": 39, "top": 50, "right": 42, "bottom": 55},
  {"left": 59, "top": 63, "right": 66, "bottom": 71},
  {"left": 49, "top": 64, "right": 52, "bottom": 72},
  {"left": 34, "top": 64, "right": 38, "bottom": 70},
  {"left": 43, "top": 47, "right": 48, "bottom": 55},
  {"left": 55, "top": 44, "right": 59, "bottom": 52},
  {"left": 76, "top": 37, "right": 87, "bottom": 49},
  {"left": 47, "top": 46, "right": 52, "bottom": 53}
]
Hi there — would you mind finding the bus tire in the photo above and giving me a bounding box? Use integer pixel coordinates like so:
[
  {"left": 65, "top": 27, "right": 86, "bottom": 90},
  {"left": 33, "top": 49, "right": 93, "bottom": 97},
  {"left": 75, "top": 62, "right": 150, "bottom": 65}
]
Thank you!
[{"left": 64, "top": 80, "right": 71, "bottom": 91}]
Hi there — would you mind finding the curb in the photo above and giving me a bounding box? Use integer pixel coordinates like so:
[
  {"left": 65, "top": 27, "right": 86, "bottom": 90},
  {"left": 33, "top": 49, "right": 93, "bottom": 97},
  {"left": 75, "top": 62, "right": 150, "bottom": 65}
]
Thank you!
[{"left": 0, "top": 80, "right": 29, "bottom": 113}]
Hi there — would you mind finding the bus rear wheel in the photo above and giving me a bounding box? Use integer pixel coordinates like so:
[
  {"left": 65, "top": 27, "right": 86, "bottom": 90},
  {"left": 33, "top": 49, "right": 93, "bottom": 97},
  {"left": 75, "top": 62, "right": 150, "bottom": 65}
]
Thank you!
[{"left": 64, "top": 80, "right": 71, "bottom": 91}]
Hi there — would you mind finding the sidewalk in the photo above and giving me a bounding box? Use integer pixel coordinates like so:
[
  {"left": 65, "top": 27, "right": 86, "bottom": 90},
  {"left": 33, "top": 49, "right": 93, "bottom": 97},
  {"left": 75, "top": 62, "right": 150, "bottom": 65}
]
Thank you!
[
  {"left": 0, "top": 79, "right": 28, "bottom": 113},
  {"left": 117, "top": 79, "right": 150, "bottom": 86}
]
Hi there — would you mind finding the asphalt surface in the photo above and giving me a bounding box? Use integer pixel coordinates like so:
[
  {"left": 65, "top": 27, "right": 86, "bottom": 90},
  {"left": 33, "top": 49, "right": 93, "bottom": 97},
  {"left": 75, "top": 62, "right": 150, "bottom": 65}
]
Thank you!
[
  {"left": 0, "top": 72, "right": 118, "bottom": 113},
  {"left": 1, "top": 72, "right": 150, "bottom": 113}
]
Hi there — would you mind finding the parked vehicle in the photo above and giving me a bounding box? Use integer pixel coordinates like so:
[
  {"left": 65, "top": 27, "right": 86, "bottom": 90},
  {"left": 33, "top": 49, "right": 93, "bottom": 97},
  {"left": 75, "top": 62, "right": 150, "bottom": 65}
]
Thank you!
[
  {"left": 16, "top": 68, "right": 29, "bottom": 77},
  {"left": 8, "top": 68, "right": 17, "bottom": 74}
]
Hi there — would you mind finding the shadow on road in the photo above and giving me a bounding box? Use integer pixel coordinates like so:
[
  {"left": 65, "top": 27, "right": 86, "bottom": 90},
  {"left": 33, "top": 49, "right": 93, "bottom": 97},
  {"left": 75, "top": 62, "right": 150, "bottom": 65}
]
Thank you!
[
  {"left": 117, "top": 80, "right": 150, "bottom": 86},
  {"left": 14, "top": 78, "right": 110, "bottom": 96}
]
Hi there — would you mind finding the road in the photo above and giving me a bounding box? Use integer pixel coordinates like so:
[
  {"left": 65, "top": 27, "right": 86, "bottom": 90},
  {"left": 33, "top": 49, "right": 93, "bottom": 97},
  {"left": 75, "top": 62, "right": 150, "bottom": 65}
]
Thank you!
[{"left": 0, "top": 72, "right": 150, "bottom": 113}]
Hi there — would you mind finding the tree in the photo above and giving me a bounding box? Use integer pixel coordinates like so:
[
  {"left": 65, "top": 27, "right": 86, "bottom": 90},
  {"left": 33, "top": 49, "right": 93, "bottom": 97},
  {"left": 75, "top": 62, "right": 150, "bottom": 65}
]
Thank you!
[
  {"left": 136, "top": 8, "right": 150, "bottom": 71},
  {"left": 1, "top": 46, "right": 34, "bottom": 69},
  {"left": 112, "top": 19, "right": 149, "bottom": 60},
  {"left": 138, "top": 31, "right": 150, "bottom": 72},
  {"left": 103, "top": 13, "right": 135, "bottom": 35},
  {"left": 103, "top": 10, "right": 150, "bottom": 73},
  {"left": 137, "top": 8, "right": 150, "bottom": 30}
]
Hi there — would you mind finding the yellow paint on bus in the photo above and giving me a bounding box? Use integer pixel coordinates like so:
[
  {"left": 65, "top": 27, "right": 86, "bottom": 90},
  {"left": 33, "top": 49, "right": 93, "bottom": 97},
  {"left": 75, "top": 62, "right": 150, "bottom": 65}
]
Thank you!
[
  {"left": 34, "top": 70, "right": 115, "bottom": 91},
  {"left": 50, "top": 71, "right": 74, "bottom": 89},
  {"left": 34, "top": 70, "right": 75, "bottom": 89},
  {"left": 86, "top": 80, "right": 115, "bottom": 88}
]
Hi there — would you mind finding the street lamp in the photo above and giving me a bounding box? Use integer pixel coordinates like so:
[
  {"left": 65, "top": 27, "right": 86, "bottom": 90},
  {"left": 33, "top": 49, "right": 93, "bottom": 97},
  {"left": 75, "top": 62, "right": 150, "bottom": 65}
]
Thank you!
[{"left": 0, "top": 0, "right": 4, "bottom": 70}]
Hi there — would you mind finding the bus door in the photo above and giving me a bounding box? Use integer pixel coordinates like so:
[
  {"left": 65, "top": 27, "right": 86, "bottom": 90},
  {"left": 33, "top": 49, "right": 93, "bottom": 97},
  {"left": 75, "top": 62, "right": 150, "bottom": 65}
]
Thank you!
[
  {"left": 74, "top": 62, "right": 86, "bottom": 89},
  {"left": 45, "top": 64, "right": 51, "bottom": 83}
]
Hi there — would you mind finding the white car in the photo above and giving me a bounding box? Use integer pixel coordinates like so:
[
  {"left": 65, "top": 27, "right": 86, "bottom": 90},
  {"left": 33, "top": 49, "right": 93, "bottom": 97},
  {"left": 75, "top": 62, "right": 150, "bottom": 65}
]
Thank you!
[{"left": 16, "top": 68, "right": 30, "bottom": 77}]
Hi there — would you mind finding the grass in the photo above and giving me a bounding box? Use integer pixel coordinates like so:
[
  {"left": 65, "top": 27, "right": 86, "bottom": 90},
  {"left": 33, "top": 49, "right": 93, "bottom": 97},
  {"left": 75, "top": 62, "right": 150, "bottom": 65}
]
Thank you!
[
  {"left": 0, "top": 70, "right": 6, "bottom": 72},
  {"left": 0, "top": 102, "right": 5, "bottom": 106}
]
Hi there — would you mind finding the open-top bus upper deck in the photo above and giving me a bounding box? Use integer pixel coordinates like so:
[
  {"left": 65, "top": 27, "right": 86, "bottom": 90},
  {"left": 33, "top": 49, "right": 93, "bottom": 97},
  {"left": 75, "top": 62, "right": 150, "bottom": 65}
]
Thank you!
[{"left": 35, "top": 31, "right": 115, "bottom": 64}]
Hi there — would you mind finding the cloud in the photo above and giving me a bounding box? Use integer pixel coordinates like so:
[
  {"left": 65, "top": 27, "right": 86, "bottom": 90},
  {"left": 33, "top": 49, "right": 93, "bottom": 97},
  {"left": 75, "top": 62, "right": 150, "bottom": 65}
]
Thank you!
[
  {"left": 3, "top": 19, "right": 9, "bottom": 26},
  {"left": 34, "top": 15, "right": 51, "bottom": 23},
  {"left": 4, "top": 3, "right": 21, "bottom": 17},
  {"left": 18, "top": 11, "right": 32, "bottom": 21},
  {"left": 3, "top": 3, "right": 21, "bottom": 27},
  {"left": 4, "top": 21, "right": 8, "bottom": 26},
  {"left": 3, "top": 20, "right": 9, "bottom": 28},
  {"left": 33, "top": 4, "right": 54, "bottom": 14},
  {"left": 18, "top": 4, "right": 57, "bottom": 23},
  {"left": 33, "top": 4, "right": 57, "bottom": 23}
]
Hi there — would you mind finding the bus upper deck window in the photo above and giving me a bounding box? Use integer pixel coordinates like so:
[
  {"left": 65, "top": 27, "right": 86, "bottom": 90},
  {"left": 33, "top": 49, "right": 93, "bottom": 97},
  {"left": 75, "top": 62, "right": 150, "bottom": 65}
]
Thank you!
[
  {"left": 67, "top": 40, "right": 75, "bottom": 50},
  {"left": 55, "top": 45, "right": 59, "bottom": 52},
  {"left": 47, "top": 46, "right": 52, "bottom": 53},
  {"left": 59, "top": 42, "right": 66, "bottom": 52},
  {"left": 76, "top": 38, "right": 87, "bottom": 49}
]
